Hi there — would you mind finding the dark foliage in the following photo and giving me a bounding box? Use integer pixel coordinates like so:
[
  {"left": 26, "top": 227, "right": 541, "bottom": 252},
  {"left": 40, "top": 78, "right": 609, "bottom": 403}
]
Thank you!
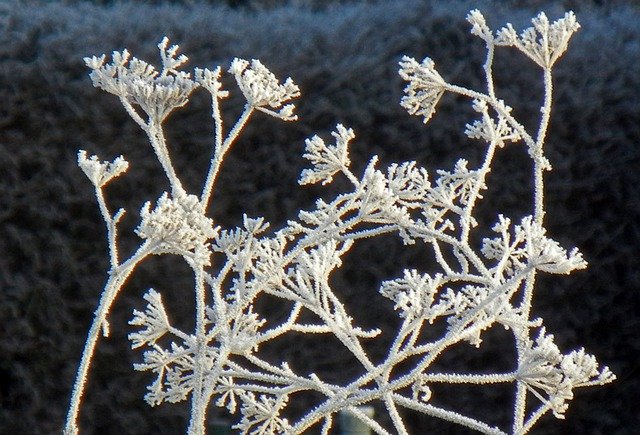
[{"left": 0, "top": 0, "right": 638, "bottom": 433}]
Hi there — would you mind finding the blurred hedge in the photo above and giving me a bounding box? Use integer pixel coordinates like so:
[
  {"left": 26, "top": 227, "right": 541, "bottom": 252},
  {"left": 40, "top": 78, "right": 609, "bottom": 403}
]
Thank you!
[{"left": 0, "top": 0, "right": 638, "bottom": 433}]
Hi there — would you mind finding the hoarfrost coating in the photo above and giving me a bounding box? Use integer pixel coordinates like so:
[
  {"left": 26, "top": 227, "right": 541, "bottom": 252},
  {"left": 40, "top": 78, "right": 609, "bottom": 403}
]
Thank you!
[{"left": 65, "top": 9, "right": 614, "bottom": 435}]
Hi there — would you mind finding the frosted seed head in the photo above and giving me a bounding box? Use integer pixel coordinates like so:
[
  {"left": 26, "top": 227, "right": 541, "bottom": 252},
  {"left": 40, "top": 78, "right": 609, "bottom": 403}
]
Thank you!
[
  {"left": 77, "top": 150, "right": 129, "bottom": 188},
  {"left": 85, "top": 39, "right": 198, "bottom": 123},
  {"left": 230, "top": 58, "right": 300, "bottom": 120},
  {"left": 496, "top": 11, "right": 580, "bottom": 68},
  {"left": 399, "top": 56, "right": 446, "bottom": 123},
  {"left": 467, "top": 9, "right": 493, "bottom": 41},
  {"left": 136, "top": 192, "right": 217, "bottom": 265}
]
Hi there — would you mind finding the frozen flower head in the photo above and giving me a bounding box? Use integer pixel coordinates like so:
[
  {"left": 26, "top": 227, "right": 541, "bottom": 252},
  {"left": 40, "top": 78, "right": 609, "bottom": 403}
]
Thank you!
[
  {"left": 229, "top": 58, "right": 300, "bottom": 120},
  {"left": 517, "top": 329, "right": 615, "bottom": 419},
  {"left": 481, "top": 215, "right": 587, "bottom": 279},
  {"left": 465, "top": 99, "right": 522, "bottom": 147},
  {"left": 85, "top": 37, "right": 198, "bottom": 123},
  {"left": 194, "top": 66, "right": 229, "bottom": 99},
  {"left": 399, "top": 56, "right": 447, "bottom": 123},
  {"left": 77, "top": 150, "right": 129, "bottom": 188},
  {"left": 136, "top": 192, "right": 217, "bottom": 265},
  {"left": 467, "top": 9, "right": 493, "bottom": 41},
  {"left": 235, "top": 393, "right": 292, "bottom": 434},
  {"left": 496, "top": 12, "right": 580, "bottom": 69},
  {"left": 299, "top": 124, "right": 354, "bottom": 186}
]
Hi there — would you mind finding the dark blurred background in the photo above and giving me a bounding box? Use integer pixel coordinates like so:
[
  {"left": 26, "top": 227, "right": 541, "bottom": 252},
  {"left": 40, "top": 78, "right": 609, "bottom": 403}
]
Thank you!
[{"left": 0, "top": 0, "right": 638, "bottom": 433}]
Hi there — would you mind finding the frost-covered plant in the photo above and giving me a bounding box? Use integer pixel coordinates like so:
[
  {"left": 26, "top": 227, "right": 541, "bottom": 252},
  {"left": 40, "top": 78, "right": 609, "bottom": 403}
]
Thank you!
[{"left": 65, "top": 11, "right": 614, "bottom": 435}]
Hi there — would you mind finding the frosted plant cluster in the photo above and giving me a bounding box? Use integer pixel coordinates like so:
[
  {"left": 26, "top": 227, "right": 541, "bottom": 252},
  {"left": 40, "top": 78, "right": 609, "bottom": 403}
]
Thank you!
[{"left": 65, "top": 10, "right": 614, "bottom": 435}]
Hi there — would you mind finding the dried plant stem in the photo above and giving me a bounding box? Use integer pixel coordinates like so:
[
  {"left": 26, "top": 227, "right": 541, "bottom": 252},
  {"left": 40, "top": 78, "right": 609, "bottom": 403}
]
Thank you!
[{"left": 64, "top": 243, "right": 152, "bottom": 434}]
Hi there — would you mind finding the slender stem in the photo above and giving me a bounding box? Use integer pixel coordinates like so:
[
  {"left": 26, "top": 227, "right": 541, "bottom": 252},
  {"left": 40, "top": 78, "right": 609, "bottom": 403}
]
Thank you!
[
  {"left": 203, "top": 259, "right": 234, "bottom": 324},
  {"left": 198, "top": 345, "right": 233, "bottom": 427},
  {"left": 461, "top": 139, "right": 498, "bottom": 244},
  {"left": 95, "top": 188, "right": 124, "bottom": 271},
  {"left": 64, "top": 243, "right": 152, "bottom": 435},
  {"left": 254, "top": 303, "right": 304, "bottom": 344},
  {"left": 340, "top": 164, "right": 360, "bottom": 187},
  {"left": 512, "top": 381, "right": 528, "bottom": 434},
  {"left": 201, "top": 104, "right": 254, "bottom": 209},
  {"left": 512, "top": 271, "right": 537, "bottom": 433},
  {"left": 212, "top": 89, "right": 224, "bottom": 156},
  {"left": 319, "top": 301, "right": 376, "bottom": 373},
  {"left": 423, "top": 372, "right": 516, "bottom": 384},
  {"left": 432, "top": 240, "right": 454, "bottom": 275},
  {"left": 118, "top": 98, "right": 184, "bottom": 196},
  {"left": 521, "top": 402, "right": 551, "bottom": 433},
  {"left": 187, "top": 265, "right": 208, "bottom": 435},
  {"left": 444, "top": 83, "right": 536, "bottom": 152},
  {"left": 513, "top": 69, "right": 553, "bottom": 432},
  {"left": 119, "top": 97, "right": 147, "bottom": 130},
  {"left": 384, "top": 394, "right": 409, "bottom": 435},
  {"left": 200, "top": 90, "right": 227, "bottom": 208},
  {"left": 392, "top": 394, "right": 507, "bottom": 435},
  {"left": 387, "top": 317, "right": 422, "bottom": 367},
  {"left": 533, "top": 68, "right": 554, "bottom": 226},
  {"left": 484, "top": 40, "right": 497, "bottom": 101}
]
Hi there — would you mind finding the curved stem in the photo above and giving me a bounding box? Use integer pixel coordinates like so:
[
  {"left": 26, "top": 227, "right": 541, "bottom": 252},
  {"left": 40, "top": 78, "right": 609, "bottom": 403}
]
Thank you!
[
  {"left": 444, "top": 84, "right": 532, "bottom": 143},
  {"left": 64, "top": 242, "right": 152, "bottom": 435},
  {"left": 461, "top": 139, "right": 498, "bottom": 244}
]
